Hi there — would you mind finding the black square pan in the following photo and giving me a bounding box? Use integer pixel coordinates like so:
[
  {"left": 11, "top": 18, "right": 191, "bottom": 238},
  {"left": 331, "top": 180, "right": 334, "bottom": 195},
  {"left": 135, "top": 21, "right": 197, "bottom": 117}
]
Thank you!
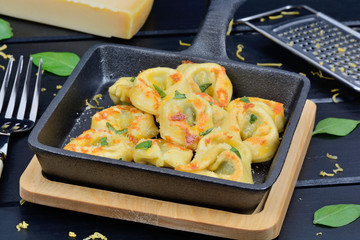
[{"left": 28, "top": 0, "right": 309, "bottom": 213}]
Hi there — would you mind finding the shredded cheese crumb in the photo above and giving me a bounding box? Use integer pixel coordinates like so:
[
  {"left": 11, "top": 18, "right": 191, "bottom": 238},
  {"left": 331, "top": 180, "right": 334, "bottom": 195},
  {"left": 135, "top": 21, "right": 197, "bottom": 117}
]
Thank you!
[
  {"left": 269, "top": 15, "right": 283, "bottom": 20},
  {"left": 315, "top": 43, "right": 320, "bottom": 49},
  {"left": 333, "top": 163, "right": 344, "bottom": 174},
  {"left": 299, "top": 72, "right": 307, "bottom": 76},
  {"left": 316, "top": 232, "right": 323, "bottom": 236},
  {"left": 179, "top": 40, "right": 191, "bottom": 47},
  {"left": 41, "top": 88, "right": 46, "bottom": 92},
  {"left": 53, "top": 93, "right": 57, "bottom": 97},
  {"left": 56, "top": 85, "right": 62, "bottom": 90},
  {"left": 287, "top": 41, "right": 294, "bottom": 46},
  {"left": 260, "top": 17, "right": 265, "bottom": 22},
  {"left": 280, "top": 11, "right": 300, "bottom": 15},
  {"left": 319, "top": 61, "right": 323, "bottom": 66},
  {"left": 256, "top": 63, "right": 283, "bottom": 67},
  {"left": 93, "top": 94, "right": 103, "bottom": 106},
  {"left": 320, "top": 171, "right": 335, "bottom": 177},
  {"left": 338, "top": 47, "right": 346, "bottom": 53},
  {"left": 331, "top": 88, "right": 339, "bottom": 92},
  {"left": 69, "top": 231, "right": 77, "bottom": 238},
  {"left": 349, "top": 62, "right": 356, "bottom": 68},
  {"left": 85, "top": 99, "right": 104, "bottom": 110},
  {"left": 0, "top": 65, "right": 5, "bottom": 71},
  {"left": 226, "top": 19, "right": 234, "bottom": 36},
  {"left": 340, "top": 67, "right": 345, "bottom": 73},
  {"left": 0, "top": 44, "right": 7, "bottom": 51},
  {"left": 332, "top": 93, "right": 339, "bottom": 103},
  {"left": 235, "top": 44, "right": 245, "bottom": 61},
  {"left": 310, "top": 70, "right": 335, "bottom": 80},
  {"left": 16, "top": 221, "right": 29, "bottom": 231},
  {"left": 319, "top": 30, "right": 324, "bottom": 36},
  {"left": 326, "top": 153, "right": 338, "bottom": 160},
  {"left": 19, "top": 199, "right": 26, "bottom": 205},
  {"left": 0, "top": 51, "right": 12, "bottom": 60},
  {"left": 331, "top": 67, "right": 335, "bottom": 72},
  {"left": 83, "top": 232, "right": 108, "bottom": 240}
]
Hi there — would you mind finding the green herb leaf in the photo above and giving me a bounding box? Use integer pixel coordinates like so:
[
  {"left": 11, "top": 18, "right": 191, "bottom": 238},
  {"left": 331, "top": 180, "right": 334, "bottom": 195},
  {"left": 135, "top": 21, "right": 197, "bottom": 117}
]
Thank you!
[
  {"left": 99, "top": 137, "right": 108, "bottom": 146},
  {"left": 250, "top": 114, "right": 257, "bottom": 124},
  {"left": 31, "top": 52, "right": 80, "bottom": 77},
  {"left": 209, "top": 101, "right": 213, "bottom": 106},
  {"left": 230, "top": 146, "right": 241, "bottom": 159},
  {"left": 313, "top": 204, "right": 360, "bottom": 227},
  {"left": 135, "top": 140, "right": 152, "bottom": 149},
  {"left": 199, "top": 127, "right": 214, "bottom": 136},
  {"left": 199, "top": 83, "right": 212, "bottom": 92},
  {"left": 173, "top": 90, "right": 186, "bottom": 99},
  {"left": 106, "top": 122, "right": 128, "bottom": 135},
  {"left": 239, "top": 96, "right": 250, "bottom": 103},
  {"left": 119, "top": 158, "right": 123, "bottom": 161},
  {"left": 0, "top": 19, "right": 13, "bottom": 40},
  {"left": 130, "top": 77, "right": 136, "bottom": 82},
  {"left": 153, "top": 84, "right": 166, "bottom": 98},
  {"left": 312, "top": 117, "right": 360, "bottom": 136}
]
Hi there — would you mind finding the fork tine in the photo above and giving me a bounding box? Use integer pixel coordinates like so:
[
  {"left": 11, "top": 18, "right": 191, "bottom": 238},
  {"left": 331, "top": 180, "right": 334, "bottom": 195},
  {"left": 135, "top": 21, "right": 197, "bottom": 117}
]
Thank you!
[
  {"left": 5, "top": 56, "right": 24, "bottom": 118},
  {"left": 29, "top": 58, "right": 43, "bottom": 122},
  {"left": 0, "top": 56, "right": 14, "bottom": 113},
  {"left": 16, "top": 57, "right": 33, "bottom": 120}
]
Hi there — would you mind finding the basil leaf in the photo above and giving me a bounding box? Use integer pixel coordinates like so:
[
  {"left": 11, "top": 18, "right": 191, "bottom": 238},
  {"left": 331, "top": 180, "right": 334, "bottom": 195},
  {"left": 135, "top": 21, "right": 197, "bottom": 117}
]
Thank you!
[
  {"left": 199, "top": 127, "right": 214, "bottom": 136},
  {"left": 106, "top": 122, "right": 128, "bottom": 135},
  {"left": 250, "top": 114, "right": 257, "bottom": 124},
  {"left": 239, "top": 96, "right": 250, "bottom": 103},
  {"left": 153, "top": 84, "right": 166, "bottom": 98},
  {"left": 173, "top": 90, "right": 186, "bottom": 99},
  {"left": 313, "top": 204, "right": 360, "bottom": 227},
  {"left": 0, "top": 19, "right": 13, "bottom": 40},
  {"left": 99, "top": 137, "right": 108, "bottom": 146},
  {"left": 130, "top": 77, "right": 136, "bottom": 82},
  {"left": 135, "top": 140, "right": 152, "bottom": 149},
  {"left": 230, "top": 146, "right": 241, "bottom": 159},
  {"left": 31, "top": 52, "right": 80, "bottom": 77},
  {"left": 199, "top": 83, "right": 212, "bottom": 92},
  {"left": 312, "top": 117, "right": 360, "bottom": 136}
]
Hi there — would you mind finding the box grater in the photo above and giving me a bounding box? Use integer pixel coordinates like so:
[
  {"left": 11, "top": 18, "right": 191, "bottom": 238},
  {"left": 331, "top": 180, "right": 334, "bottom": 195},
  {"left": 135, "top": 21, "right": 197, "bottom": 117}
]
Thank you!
[{"left": 236, "top": 5, "right": 360, "bottom": 92}]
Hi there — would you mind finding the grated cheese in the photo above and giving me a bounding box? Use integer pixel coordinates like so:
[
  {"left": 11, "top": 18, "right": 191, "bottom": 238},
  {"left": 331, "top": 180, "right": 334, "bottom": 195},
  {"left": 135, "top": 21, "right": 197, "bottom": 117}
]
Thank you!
[
  {"left": 260, "top": 18, "right": 265, "bottom": 22},
  {"left": 93, "top": 94, "right": 103, "bottom": 106},
  {"left": 326, "top": 153, "right": 338, "bottom": 160},
  {"left": 333, "top": 163, "right": 343, "bottom": 174},
  {"left": 349, "top": 62, "right": 356, "bottom": 68},
  {"left": 235, "top": 43, "right": 245, "bottom": 61},
  {"left": 256, "top": 63, "right": 282, "bottom": 67},
  {"left": 41, "top": 88, "right": 47, "bottom": 92},
  {"left": 338, "top": 47, "right": 346, "bottom": 53},
  {"left": 85, "top": 99, "right": 104, "bottom": 110},
  {"left": 287, "top": 41, "right": 294, "bottom": 46},
  {"left": 316, "top": 232, "right": 323, "bottom": 236},
  {"left": 299, "top": 72, "right": 307, "bottom": 76},
  {"left": 19, "top": 199, "right": 26, "bottom": 205},
  {"left": 56, "top": 85, "right": 62, "bottom": 90},
  {"left": 280, "top": 11, "right": 300, "bottom": 15},
  {"left": 330, "top": 88, "right": 339, "bottom": 92},
  {"left": 269, "top": 15, "right": 283, "bottom": 20},
  {"left": 179, "top": 40, "right": 191, "bottom": 47},
  {"left": 0, "top": 65, "right": 5, "bottom": 70},
  {"left": 320, "top": 170, "right": 335, "bottom": 177},
  {"left": 16, "top": 221, "right": 29, "bottom": 231},
  {"left": 332, "top": 93, "right": 339, "bottom": 103},
  {"left": 226, "top": 19, "right": 234, "bottom": 36},
  {"left": 310, "top": 70, "right": 335, "bottom": 80},
  {"left": 69, "top": 231, "right": 77, "bottom": 238},
  {"left": 83, "top": 232, "right": 107, "bottom": 240}
]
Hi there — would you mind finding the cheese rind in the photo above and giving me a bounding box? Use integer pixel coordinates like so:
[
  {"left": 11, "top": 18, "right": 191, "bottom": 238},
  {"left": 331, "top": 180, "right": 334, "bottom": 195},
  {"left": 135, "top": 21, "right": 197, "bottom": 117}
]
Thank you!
[{"left": 0, "top": 0, "right": 153, "bottom": 39}]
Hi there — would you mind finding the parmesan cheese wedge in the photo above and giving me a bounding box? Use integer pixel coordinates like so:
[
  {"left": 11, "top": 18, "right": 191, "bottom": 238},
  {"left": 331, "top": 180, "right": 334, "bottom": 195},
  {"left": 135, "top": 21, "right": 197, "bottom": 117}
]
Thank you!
[{"left": 0, "top": 0, "right": 154, "bottom": 39}]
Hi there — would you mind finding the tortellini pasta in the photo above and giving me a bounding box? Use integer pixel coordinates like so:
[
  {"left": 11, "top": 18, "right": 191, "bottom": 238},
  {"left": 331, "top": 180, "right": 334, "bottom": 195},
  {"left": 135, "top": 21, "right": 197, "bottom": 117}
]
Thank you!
[
  {"left": 133, "top": 139, "right": 193, "bottom": 168},
  {"left": 175, "top": 130, "right": 253, "bottom": 184},
  {"left": 226, "top": 98, "right": 280, "bottom": 163},
  {"left": 64, "top": 62, "right": 285, "bottom": 185},
  {"left": 91, "top": 105, "right": 159, "bottom": 143},
  {"left": 176, "top": 62, "right": 233, "bottom": 107},
  {"left": 63, "top": 129, "right": 134, "bottom": 161}
]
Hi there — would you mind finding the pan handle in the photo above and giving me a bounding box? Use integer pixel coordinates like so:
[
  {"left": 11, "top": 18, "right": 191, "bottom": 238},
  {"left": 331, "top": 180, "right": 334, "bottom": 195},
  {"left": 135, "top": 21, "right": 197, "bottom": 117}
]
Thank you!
[{"left": 181, "top": 0, "right": 246, "bottom": 60}]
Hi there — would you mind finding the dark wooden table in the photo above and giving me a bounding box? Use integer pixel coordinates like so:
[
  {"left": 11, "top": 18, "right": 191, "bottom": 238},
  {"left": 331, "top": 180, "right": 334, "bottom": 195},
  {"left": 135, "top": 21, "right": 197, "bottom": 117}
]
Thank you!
[{"left": 1, "top": 1, "right": 360, "bottom": 239}]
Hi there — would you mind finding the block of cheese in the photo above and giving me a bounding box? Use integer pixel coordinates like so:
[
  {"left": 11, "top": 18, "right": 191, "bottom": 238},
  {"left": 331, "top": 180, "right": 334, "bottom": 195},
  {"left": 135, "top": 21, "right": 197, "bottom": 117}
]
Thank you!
[{"left": 0, "top": 0, "right": 153, "bottom": 39}]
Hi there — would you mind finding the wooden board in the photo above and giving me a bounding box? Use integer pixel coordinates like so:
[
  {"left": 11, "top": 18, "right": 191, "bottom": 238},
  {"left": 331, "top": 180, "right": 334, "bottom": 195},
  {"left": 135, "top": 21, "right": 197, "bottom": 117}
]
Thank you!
[{"left": 20, "top": 100, "right": 316, "bottom": 240}]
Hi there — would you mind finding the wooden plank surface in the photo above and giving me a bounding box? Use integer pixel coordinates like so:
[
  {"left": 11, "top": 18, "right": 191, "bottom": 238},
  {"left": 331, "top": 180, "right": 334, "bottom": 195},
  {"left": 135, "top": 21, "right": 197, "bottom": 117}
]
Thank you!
[{"left": 20, "top": 100, "right": 316, "bottom": 240}]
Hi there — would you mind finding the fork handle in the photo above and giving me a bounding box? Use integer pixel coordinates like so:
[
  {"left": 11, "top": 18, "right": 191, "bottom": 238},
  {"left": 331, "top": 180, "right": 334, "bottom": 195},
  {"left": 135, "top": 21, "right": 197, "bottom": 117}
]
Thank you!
[{"left": 0, "top": 133, "right": 10, "bottom": 179}]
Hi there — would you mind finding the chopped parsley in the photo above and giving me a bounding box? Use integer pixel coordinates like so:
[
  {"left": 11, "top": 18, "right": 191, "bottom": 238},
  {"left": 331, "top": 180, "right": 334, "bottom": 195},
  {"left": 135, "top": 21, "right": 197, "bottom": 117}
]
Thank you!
[
  {"left": 239, "top": 96, "right": 250, "bottom": 103},
  {"left": 106, "top": 122, "right": 128, "bottom": 135},
  {"left": 199, "top": 127, "right": 214, "bottom": 136},
  {"left": 153, "top": 84, "right": 167, "bottom": 98},
  {"left": 230, "top": 146, "right": 241, "bottom": 159},
  {"left": 130, "top": 77, "right": 136, "bottom": 82},
  {"left": 250, "top": 114, "right": 257, "bottom": 124},
  {"left": 135, "top": 140, "right": 152, "bottom": 149},
  {"left": 199, "top": 83, "right": 212, "bottom": 92},
  {"left": 173, "top": 90, "right": 186, "bottom": 99},
  {"left": 99, "top": 137, "right": 109, "bottom": 146}
]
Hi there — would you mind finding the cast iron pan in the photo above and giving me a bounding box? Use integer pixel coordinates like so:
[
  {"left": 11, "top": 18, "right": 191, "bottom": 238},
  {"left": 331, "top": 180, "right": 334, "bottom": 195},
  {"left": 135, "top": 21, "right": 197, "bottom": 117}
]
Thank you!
[{"left": 29, "top": 0, "right": 310, "bottom": 213}]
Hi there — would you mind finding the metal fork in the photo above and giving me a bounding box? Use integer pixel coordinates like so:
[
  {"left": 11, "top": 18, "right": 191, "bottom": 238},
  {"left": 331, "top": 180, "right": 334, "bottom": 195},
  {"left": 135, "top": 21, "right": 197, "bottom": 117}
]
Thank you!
[{"left": 0, "top": 56, "right": 43, "bottom": 178}]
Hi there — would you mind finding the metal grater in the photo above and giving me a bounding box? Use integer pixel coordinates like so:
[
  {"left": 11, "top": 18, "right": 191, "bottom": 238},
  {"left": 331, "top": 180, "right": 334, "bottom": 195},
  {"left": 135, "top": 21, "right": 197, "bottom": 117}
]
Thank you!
[{"left": 236, "top": 5, "right": 360, "bottom": 92}]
